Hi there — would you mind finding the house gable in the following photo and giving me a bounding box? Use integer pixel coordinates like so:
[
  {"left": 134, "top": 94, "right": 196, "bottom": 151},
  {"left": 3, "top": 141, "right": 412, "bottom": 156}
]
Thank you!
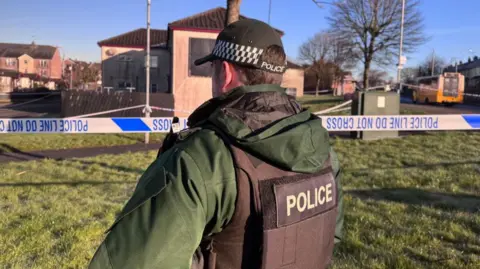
[{"left": 18, "top": 54, "right": 35, "bottom": 74}]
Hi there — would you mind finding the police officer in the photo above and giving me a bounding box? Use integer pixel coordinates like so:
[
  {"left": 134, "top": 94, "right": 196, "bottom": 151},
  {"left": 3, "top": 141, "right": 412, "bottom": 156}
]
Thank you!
[{"left": 89, "top": 18, "right": 344, "bottom": 269}]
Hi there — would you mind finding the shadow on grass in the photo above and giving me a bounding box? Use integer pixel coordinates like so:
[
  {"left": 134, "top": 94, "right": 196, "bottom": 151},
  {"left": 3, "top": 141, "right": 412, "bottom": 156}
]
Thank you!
[
  {"left": 345, "top": 159, "right": 480, "bottom": 173},
  {"left": 403, "top": 247, "right": 455, "bottom": 264},
  {"left": 347, "top": 188, "right": 480, "bottom": 213},
  {"left": 0, "top": 143, "right": 46, "bottom": 160},
  {"left": 114, "top": 133, "right": 144, "bottom": 143},
  {"left": 70, "top": 159, "right": 146, "bottom": 174},
  {"left": 0, "top": 180, "right": 137, "bottom": 187}
]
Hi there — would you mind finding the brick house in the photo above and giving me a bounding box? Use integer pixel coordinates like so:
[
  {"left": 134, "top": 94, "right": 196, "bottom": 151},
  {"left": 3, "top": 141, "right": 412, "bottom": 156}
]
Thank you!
[
  {"left": 0, "top": 42, "right": 62, "bottom": 92},
  {"left": 303, "top": 63, "right": 356, "bottom": 96},
  {"left": 63, "top": 58, "right": 102, "bottom": 90},
  {"left": 97, "top": 7, "right": 304, "bottom": 117}
]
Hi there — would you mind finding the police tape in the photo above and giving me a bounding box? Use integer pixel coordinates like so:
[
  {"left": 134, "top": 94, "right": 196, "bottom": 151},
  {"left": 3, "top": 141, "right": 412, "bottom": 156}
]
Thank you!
[{"left": 0, "top": 115, "right": 479, "bottom": 133}]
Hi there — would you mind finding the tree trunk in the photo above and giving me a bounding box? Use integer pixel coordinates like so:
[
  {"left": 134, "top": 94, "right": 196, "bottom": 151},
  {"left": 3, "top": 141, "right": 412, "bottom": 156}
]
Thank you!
[
  {"left": 226, "top": 0, "right": 242, "bottom": 26},
  {"left": 363, "top": 61, "right": 370, "bottom": 90},
  {"left": 315, "top": 77, "right": 321, "bottom": 96}
]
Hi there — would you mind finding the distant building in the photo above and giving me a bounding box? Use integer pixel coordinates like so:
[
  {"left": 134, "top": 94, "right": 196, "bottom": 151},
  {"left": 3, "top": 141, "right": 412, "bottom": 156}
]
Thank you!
[
  {"left": 0, "top": 42, "right": 62, "bottom": 92},
  {"left": 97, "top": 7, "right": 304, "bottom": 117},
  {"left": 303, "top": 62, "right": 355, "bottom": 96},
  {"left": 444, "top": 57, "right": 480, "bottom": 90},
  {"left": 63, "top": 58, "right": 102, "bottom": 90},
  {"left": 332, "top": 73, "right": 357, "bottom": 96}
]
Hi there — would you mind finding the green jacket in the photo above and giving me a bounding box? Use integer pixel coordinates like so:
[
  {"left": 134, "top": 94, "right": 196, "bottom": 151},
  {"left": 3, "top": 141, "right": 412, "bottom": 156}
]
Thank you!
[{"left": 88, "top": 84, "right": 344, "bottom": 269}]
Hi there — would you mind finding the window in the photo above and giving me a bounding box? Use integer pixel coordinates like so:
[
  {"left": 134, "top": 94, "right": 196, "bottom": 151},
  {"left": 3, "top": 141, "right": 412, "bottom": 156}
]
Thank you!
[
  {"left": 24, "top": 60, "right": 28, "bottom": 64},
  {"left": 144, "top": 56, "right": 158, "bottom": 68},
  {"left": 188, "top": 37, "right": 216, "bottom": 77},
  {"left": 167, "top": 74, "right": 172, "bottom": 93},
  {"left": 118, "top": 55, "right": 132, "bottom": 62},
  {"left": 151, "top": 83, "right": 157, "bottom": 93},
  {"left": 6, "top": 58, "right": 16, "bottom": 66},
  {"left": 40, "top": 60, "right": 48, "bottom": 67},
  {"left": 118, "top": 81, "right": 132, "bottom": 88},
  {"left": 41, "top": 69, "right": 48, "bottom": 77},
  {"left": 151, "top": 56, "right": 158, "bottom": 68}
]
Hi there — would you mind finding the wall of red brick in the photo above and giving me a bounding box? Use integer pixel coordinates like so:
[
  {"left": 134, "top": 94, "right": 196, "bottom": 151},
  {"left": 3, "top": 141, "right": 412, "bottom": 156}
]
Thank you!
[
  {"left": 49, "top": 49, "right": 62, "bottom": 79},
  {"left": 0, "top": 57, "right": 18, "bottom": 71}
]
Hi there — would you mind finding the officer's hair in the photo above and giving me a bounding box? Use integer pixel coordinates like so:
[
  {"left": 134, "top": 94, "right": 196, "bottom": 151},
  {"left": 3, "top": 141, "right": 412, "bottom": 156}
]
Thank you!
[{"left": 214, "top": 45, "right": 286, "bottom": 85}]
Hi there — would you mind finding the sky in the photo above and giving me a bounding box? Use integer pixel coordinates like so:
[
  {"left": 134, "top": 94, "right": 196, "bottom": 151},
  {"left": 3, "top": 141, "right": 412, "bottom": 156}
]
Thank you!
[{"left": 2, "top": 0, "right": 480, "bottom": 79}]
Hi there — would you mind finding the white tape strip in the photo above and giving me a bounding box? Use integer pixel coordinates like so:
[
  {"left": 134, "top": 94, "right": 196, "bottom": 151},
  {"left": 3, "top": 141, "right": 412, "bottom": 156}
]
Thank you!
[{"left": 0, "top": 115, "right": 478, "bottom": 134}]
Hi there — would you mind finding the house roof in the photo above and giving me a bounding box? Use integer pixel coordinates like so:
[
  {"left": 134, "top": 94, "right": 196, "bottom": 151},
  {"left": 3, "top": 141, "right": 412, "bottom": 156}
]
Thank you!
[
  {"left": 97, "top": 28, "right": 168, "bottom": 47},
  {"left": 0, "top": 43, "right": 57, "bottom": 60},
  {"left": 445, "top": 58, "right": 480, "bottom": 72},
  {"left": 168, "top": 7, "right": 284, "bottom": 36},
  {"left": 98, "top": 7, "right": 285, "bottom": 48},
  {"left": 287, "top": 61, "right": 302, "bottom": 69}
]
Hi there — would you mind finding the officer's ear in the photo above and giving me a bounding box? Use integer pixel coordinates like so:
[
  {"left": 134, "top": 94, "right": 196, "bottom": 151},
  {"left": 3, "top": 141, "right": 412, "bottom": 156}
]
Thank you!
[
  {"left": 221, "top": 61, "right": 234, "bottom": 90},
  {"left": 221, "top": 61, "right": 243, "bottom": 92}
]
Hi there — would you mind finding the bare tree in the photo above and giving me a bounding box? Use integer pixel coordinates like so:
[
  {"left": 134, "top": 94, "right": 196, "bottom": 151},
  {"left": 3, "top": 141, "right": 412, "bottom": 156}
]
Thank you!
[
  {"left": 418, "top": 54, "right": 447, "bottom": 77},
  {"left": 367, "top": 69, "right": 388, "bottom": 87},
  {"left": 328, "top": 33, "right": 356, "bottom": 94},
  {"left": 327, "top": 0, "right": 427, "bottom": 89},
  {"left": 299, "top": 31, "right": 355, "bottom": 95},
  {"left": 299, "top": 32, "right": 331, "bottom": 96},
  {"left": 299, "top": 31, "right": 346, "bottom": 96},
  {"left": 226, "top": 0, "right": 242, "bottom": 26},
  {"left": 401, "top": 67, "right": 418, "bottom": 84}
]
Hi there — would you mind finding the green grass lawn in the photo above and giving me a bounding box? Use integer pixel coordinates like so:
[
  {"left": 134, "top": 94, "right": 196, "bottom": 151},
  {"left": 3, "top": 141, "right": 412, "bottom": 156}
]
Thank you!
[
  {"left": 0, "top": 133, "right": 166, "bottom": 153},
  {"left": 1, "top": 131, "right": 479, "bottom": 268}
]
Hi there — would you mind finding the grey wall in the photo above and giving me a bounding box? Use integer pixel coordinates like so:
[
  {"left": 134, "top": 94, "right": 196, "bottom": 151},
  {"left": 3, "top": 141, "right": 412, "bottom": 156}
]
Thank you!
[{"left": 102, "top": 48, "right": 171, "bottom": 93}]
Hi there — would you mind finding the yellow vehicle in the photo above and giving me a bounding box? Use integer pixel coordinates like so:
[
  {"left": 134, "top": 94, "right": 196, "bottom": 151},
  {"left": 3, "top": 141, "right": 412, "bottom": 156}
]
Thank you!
[{"left": 412, "top": 72, "right": 464, "bottom": 106}]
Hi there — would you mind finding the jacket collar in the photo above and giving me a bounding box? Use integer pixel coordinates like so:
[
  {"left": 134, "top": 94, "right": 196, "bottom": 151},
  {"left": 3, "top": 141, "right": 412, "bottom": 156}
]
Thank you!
[{"left": 187, "top": 84, "right": 291, "bottom": 127}]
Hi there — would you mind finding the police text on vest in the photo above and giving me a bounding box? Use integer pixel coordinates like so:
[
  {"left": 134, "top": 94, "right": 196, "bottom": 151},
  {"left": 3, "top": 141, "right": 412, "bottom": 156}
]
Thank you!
[{"left": 286, "top": 183, "right": 333, "bottom": 216}]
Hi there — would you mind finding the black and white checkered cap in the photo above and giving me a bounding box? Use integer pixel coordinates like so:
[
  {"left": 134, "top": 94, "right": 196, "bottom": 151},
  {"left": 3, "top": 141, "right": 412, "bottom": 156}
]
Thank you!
[
  {"left": 212, "top": 40, "right": 264, "bottom": 66},
  {"left": 194, "top": 18, "right": 287, "bottom": 74}
]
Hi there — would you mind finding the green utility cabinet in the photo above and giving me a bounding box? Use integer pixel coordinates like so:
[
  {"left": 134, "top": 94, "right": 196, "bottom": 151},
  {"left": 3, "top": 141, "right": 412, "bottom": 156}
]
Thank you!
[{"left": 351, "top": 90, "right": 400, "bottom": 140}]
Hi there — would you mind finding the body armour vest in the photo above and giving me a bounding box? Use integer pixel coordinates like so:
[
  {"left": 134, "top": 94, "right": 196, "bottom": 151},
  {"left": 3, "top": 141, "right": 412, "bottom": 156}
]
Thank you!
[{"left": 160, "top": 125, "right": 338, "bottom": 269}]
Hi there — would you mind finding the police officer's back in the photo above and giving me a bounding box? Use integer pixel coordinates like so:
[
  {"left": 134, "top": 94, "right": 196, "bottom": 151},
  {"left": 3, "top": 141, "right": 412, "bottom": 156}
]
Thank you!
[{"left": 89, "top": 18, "right": 344, "bottom": 269}]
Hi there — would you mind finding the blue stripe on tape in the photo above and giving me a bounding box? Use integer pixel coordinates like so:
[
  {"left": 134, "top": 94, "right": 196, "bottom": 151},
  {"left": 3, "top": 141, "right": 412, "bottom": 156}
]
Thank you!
[
  {"left": 462, "top": 115, "right": 480, "bottom": 128},
  {"left": 112, "top": 118, "right": 151, "bottom": 131}
]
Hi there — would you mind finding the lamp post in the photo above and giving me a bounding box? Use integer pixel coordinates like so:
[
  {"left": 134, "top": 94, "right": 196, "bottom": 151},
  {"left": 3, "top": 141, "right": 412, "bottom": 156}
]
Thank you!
[
  {"left": 268, "top": 0, "right": 272, "bottom": 24},
  {"left": 144, "top": 0, "right": 152, "bottom": 144},
  {"left": 396, "top": 0, "right": 406, "bottom": 91}
]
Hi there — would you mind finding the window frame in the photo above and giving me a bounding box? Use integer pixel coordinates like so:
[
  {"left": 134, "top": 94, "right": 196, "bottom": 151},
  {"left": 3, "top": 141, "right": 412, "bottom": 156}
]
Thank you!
[{"left": 188, "top": 37, "right": 216, "bottom": 77}]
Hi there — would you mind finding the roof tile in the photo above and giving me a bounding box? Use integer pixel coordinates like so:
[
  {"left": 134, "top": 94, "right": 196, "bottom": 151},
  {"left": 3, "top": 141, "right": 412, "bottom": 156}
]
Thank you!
[
  {"left": 0, "top": 43, "right": 57, "bottom": 59},
  {"left": 168, "top": 7, "right": 284, "bottom": 36},
  {"left": 97, "top": 28, "right": 168, "bottom": 47}
]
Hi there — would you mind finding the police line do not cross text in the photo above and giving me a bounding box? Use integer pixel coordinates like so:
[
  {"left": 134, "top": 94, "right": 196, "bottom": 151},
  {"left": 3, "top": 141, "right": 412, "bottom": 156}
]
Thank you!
[
  {"left": 324, "top": 115, "right": 440, "bottom": 131},
  {"left": 0, "top": 115, "right": 478, "bottom": 133}
]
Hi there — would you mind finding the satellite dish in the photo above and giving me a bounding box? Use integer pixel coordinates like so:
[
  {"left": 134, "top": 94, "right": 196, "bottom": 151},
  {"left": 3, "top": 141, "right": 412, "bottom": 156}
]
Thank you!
[{"left": 106, "top": 48, "right": 116, "bottom": 56}]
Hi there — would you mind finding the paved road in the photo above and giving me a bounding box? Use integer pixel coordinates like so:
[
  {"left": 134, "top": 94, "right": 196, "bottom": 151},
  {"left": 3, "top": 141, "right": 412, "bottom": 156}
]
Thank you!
[{"left": 0, "top": 101, "right": 60, "bottom": 118}]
